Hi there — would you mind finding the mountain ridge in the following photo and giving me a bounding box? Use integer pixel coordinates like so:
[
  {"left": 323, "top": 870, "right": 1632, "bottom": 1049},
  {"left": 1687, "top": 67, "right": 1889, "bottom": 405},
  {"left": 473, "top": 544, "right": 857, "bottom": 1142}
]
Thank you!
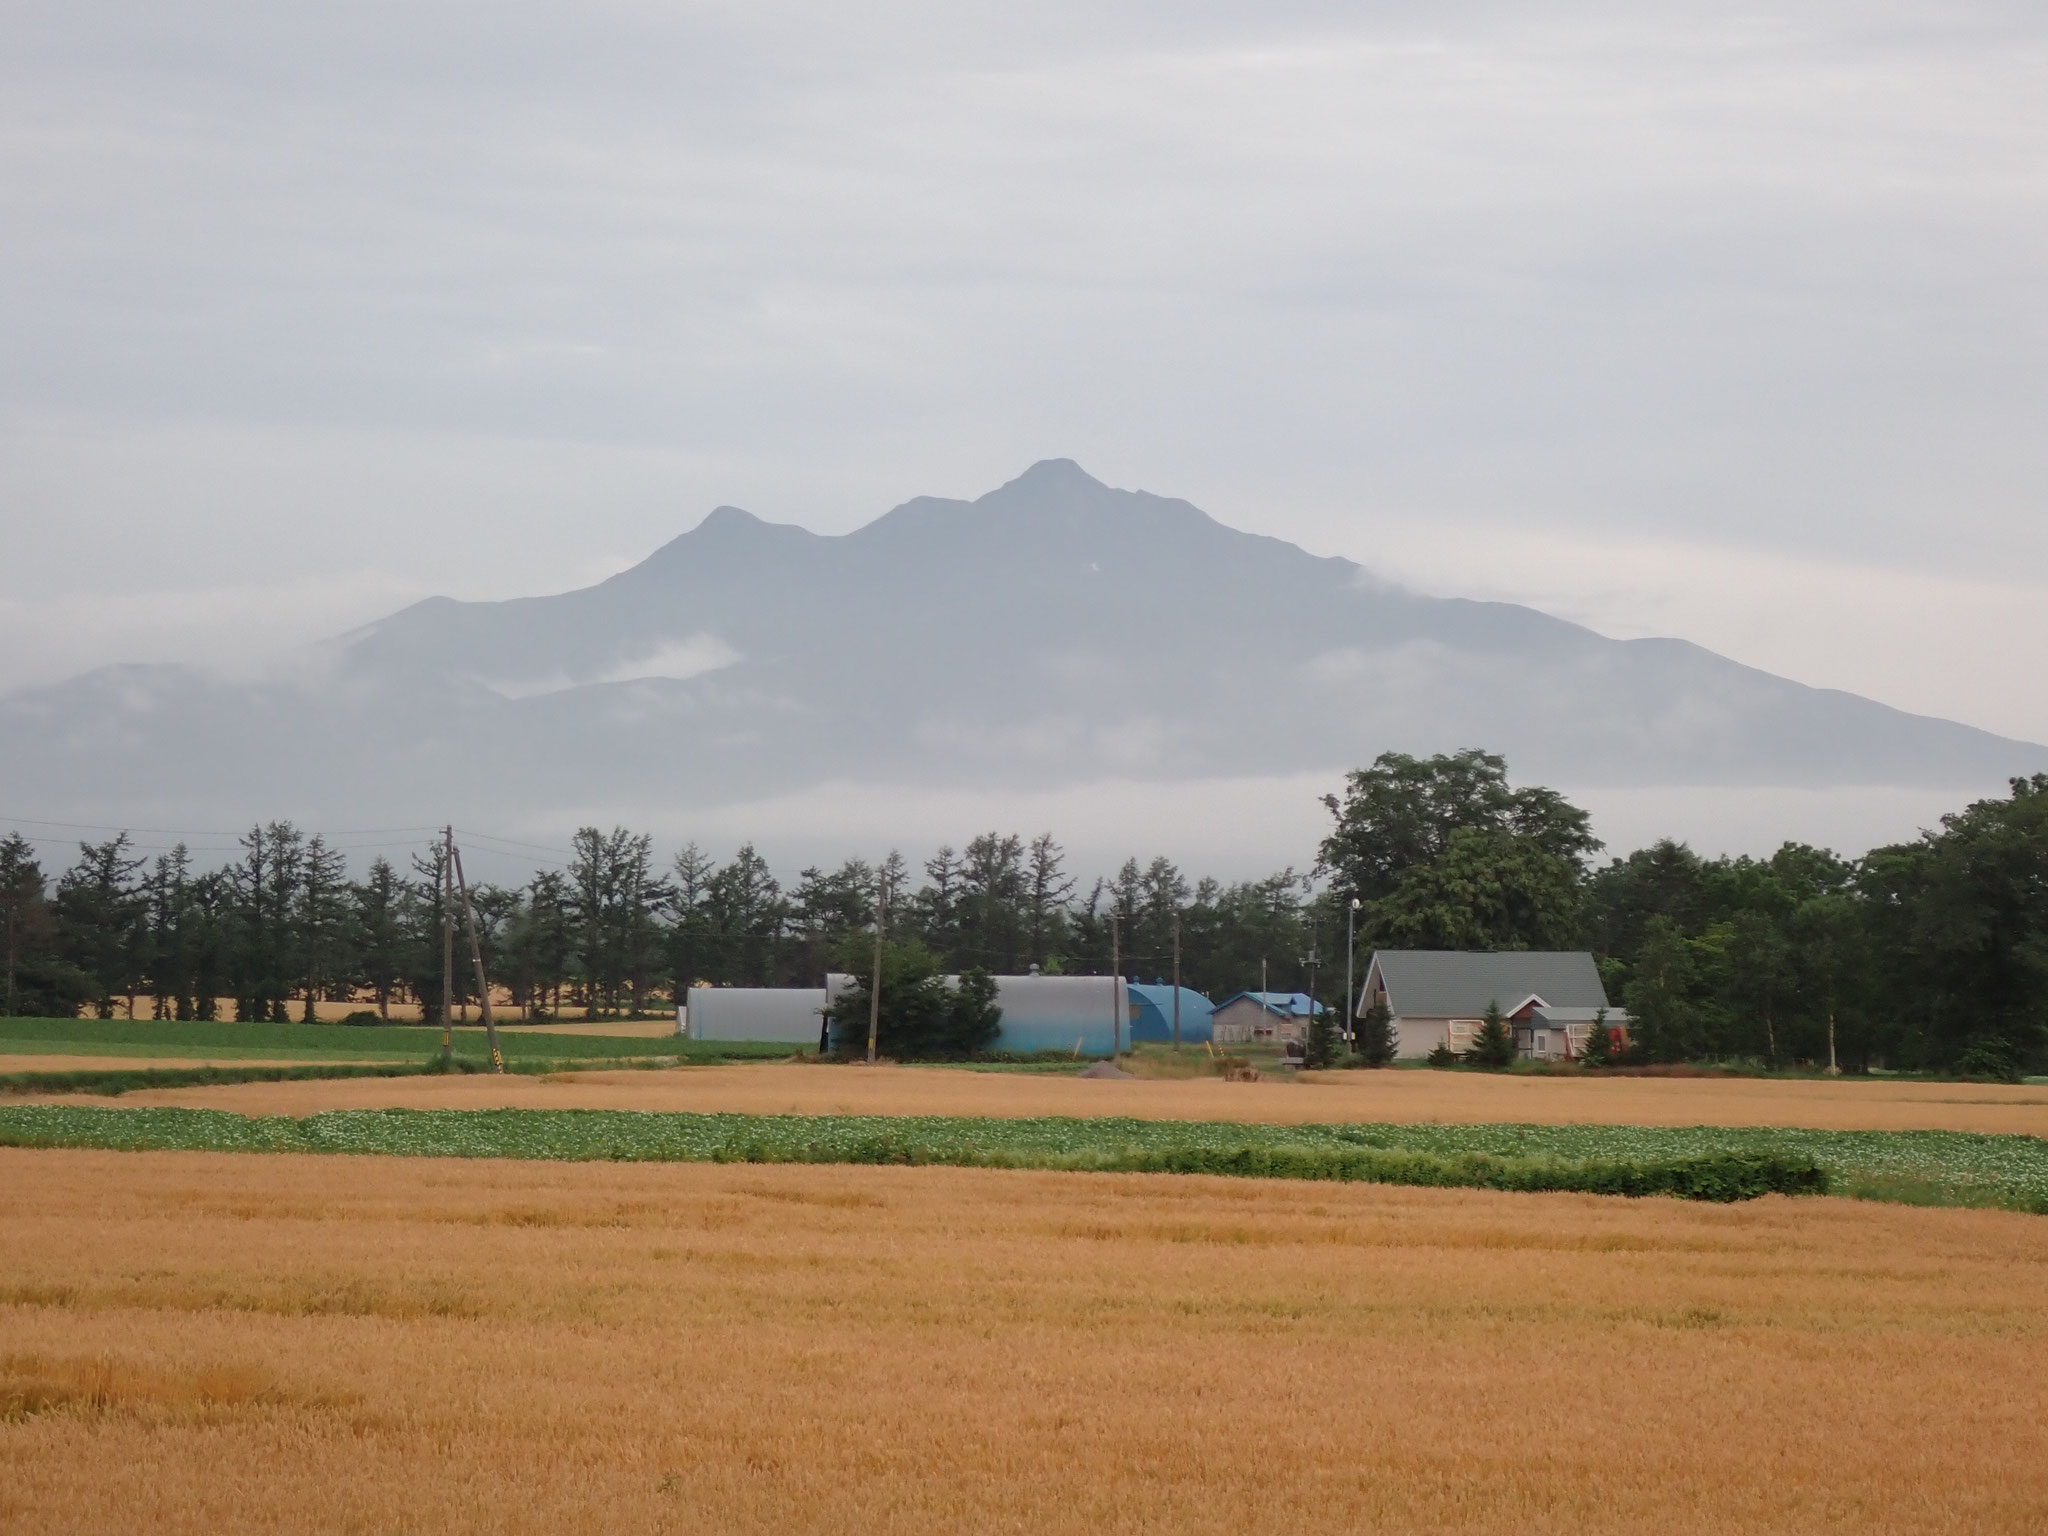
[{"left": 2, "top": 460, "right": 2039, "bottom": 833}]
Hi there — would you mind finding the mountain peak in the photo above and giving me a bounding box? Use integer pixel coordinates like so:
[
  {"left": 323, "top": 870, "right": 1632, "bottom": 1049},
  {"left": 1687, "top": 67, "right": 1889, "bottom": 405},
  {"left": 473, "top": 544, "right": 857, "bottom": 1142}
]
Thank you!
[
  {"left": 696, "top": 504, "right": 762, "bottom": 532},
  {"left": 988, "top": 458, "right": 1108, "bottom": 499}
]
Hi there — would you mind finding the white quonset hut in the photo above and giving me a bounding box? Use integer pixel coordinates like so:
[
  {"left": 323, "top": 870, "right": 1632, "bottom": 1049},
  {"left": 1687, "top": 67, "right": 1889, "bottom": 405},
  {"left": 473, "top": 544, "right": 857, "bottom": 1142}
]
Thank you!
[
  {"left": 1357, "top": 950, "right": 1623, "bottom": 1061},
  {"left": 690, "top": 975, "right": 1213, "bottom": 1057},
  {"left": 685, "top": 985, "right": 830, "bottom": 1045}
]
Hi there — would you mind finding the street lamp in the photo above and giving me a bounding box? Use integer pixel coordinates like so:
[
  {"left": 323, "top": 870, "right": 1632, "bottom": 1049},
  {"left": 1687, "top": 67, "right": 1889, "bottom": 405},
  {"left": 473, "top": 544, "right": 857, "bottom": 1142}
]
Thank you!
[{"left": 1345, "top": 897, "right": 1361, "bottom": 1045}]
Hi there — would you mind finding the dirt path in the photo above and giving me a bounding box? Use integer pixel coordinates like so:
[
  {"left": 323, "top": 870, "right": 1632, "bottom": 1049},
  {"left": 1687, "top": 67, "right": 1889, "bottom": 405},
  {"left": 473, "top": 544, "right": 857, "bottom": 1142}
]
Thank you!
[{"left": 33, "top": 1059, "right": 2048, "bottom": 1133}]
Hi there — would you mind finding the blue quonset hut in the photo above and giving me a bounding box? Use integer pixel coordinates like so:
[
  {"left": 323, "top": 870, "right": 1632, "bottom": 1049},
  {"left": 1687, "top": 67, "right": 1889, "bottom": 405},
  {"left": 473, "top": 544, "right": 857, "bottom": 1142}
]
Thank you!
[
  {"left": 985, "top": 973, "right": 1125, "bottom": 1056},
  {"left": 1125, "top": 984, "right": 1214, "bottom": 1046}
]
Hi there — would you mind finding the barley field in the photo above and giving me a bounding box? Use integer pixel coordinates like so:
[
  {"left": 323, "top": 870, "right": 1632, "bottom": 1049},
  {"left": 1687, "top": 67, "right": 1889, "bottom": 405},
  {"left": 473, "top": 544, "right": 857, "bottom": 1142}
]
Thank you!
[
  {"left": 2, "top": 1148, "right": 2043, "bottom": 1535},
  {"left": 64, "top": 1057, "right": 2048, "bottom": 1135}
]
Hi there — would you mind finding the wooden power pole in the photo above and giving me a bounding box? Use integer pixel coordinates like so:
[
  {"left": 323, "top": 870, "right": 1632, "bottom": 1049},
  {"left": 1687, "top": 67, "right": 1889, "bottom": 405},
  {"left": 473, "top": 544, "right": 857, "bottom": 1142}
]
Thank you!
[
  {"left": 440, "top": 826, "right": 454, "bottom": 1069},
  {"left": 866, "top": 870, "right": 888, "bottom": 1065},
  {"left": 1171, "top": 910, "right": 1182, "bottom": 1051},
  {"left": 1109, "top": 914, "right": 1121, "bottom": 1058},
  {"left": 451, "top": 841, "right": 504, "bottom": 1074}
]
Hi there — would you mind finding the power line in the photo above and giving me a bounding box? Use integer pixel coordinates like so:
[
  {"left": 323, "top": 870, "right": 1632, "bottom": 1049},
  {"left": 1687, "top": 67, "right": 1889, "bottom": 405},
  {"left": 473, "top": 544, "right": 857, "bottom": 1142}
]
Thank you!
[
  {"left": 0, "top": 814, "right": 440, "bottom": 838},
  {"left": 454, "top": 827, "right": 579, "bottom": 858}
]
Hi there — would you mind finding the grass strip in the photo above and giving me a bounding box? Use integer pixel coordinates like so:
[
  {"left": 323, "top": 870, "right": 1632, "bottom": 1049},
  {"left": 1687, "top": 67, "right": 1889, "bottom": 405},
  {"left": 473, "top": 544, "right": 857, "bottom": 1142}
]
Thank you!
[
  {"left": 2, "top": 1107, "right": 2037, "bottom": 1209},
  {"left": 0, "top": 1016, "right": 798, "bottom": 1064},
  {"left": 0, "top": 1105, "right": 1836, "bottom": 1202},
  {"left": 0, "top": 1062, "right": 450, "bottom": 1097},
  {"left": 0, "top": 1054, "right": 792, "bottom": 1097}
]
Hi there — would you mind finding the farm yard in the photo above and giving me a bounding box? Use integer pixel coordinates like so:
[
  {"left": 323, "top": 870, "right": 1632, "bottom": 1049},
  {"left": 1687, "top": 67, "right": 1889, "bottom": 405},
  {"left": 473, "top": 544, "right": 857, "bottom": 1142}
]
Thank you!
[
  {"left": 3, "top": 1148, "right": 2046, "bottom": 1535},
  {"left": 6, "top": 1026, "right": 2048, "bottom": 1531}
]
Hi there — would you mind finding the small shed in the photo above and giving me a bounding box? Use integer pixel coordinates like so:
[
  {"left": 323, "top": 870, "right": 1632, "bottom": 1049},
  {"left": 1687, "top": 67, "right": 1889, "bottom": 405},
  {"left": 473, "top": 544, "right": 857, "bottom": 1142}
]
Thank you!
[
  {"left": 686, "top": 985, "right": 829, "bottom": 1044},
  {"left": 1210, "top": 991, "right": 1322, "bottom": 1046}
]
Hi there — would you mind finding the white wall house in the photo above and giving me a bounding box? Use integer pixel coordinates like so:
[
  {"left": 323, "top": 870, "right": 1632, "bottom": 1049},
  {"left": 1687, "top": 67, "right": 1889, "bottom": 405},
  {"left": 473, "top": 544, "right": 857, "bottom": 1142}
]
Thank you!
[
  {"left": 1355, "top": 950, "right": 1626, "bottom": 1061},
  {"left": 1211, "top": 992, "right": 1321, "bottom": 1047}
]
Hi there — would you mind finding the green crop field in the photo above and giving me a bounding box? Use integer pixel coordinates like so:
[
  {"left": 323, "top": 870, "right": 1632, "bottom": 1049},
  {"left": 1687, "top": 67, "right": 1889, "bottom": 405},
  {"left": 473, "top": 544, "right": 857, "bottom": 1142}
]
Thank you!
[
  {"left": 3, "top": 1104, "right": 2043, "bottom": 1210},
  {"left": 0, "top": 1016, "right": 797, "bottom": 1064}
]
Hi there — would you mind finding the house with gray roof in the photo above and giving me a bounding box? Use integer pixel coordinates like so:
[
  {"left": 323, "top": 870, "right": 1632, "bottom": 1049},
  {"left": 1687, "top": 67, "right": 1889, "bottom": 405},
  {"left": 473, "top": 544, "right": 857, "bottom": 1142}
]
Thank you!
[{"left": 1356, "top": 950, "right": 1627, "bottom": 1061}]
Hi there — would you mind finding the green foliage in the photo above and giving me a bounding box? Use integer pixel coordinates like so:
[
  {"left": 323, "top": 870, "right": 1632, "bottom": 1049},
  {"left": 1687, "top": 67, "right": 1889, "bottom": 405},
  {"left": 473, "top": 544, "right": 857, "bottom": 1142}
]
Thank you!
[
  {"left": 1372, "top": 827, "right": 1584, "bottom": 952},
  {"left": 17, "top": 1105, "right": 2048, "bottom": 1210},
  {"left": 1354, "top": 1001, "right": 1397, "bottom": 1068},
  {"left": 953, "top": 966, "right": 1003, "bottom": 1052},
  {"left": 1304, "top": 1000, "right": 1341, "bottom": 1069},
  {"left": 824, "top": 940, "right": 1004, "bottom": 1059},
  {"left": 1581, "top": 1009, "right": 1616, "bottom": 1067},
  {"left": 1425, "top": 1040, "right": 1460, "bottom": 1069},
  {"left": 1466, "top": 1001, "right": 1518, "bottom": 1069},
  {"left": 1318, "top": 749, "right": 1600, "bottom": 907},
  {"left": 2, "top": 1061, "right": 457, "bottom": 1096},
  {"left": 0, "top": 1015, "right": 789, "bottom": 1063},
  {"left": 1624, "top": 915, "right": 1696, "bottom": 1063},
  {"left": 0, "top": 1105, "right": 1847, "bottom": 1204},
  {"left": 1955, "top": 1036, "right": 2025, "bottom": 1084}
]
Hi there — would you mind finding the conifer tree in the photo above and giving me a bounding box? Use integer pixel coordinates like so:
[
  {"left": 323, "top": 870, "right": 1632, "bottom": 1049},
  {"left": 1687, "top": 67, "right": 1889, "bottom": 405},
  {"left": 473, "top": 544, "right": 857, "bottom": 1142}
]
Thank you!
[
  {"left": 1467, "top": 1000, "right": 1518, "bottom": 1069},
  {"left": 1581, "top": 1008, "right": 1616, "bottom": 1067},
  {"left": 1355, "top": 1000, "right": 1398, "bottom": 1067}
]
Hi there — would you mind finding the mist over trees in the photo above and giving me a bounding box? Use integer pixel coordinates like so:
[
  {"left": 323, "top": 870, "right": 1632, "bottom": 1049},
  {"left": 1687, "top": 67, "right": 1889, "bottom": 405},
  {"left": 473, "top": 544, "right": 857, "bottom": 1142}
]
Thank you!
[{"left": 4, "top": 753, "right": 2046, "bottom": 1074}]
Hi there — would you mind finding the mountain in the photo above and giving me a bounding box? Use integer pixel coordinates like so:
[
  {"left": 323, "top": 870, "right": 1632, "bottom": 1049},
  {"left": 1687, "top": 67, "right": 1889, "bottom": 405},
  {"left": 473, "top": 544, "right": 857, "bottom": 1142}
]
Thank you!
[{"left": 3, "top": 459, "right": 2041, "bottom": 836}]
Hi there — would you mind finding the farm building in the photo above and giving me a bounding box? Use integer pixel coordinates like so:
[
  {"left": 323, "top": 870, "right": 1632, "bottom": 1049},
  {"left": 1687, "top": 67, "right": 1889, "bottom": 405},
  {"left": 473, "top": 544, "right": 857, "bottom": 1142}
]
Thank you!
[
  {"left": 1125, "top": 983, "right": 1215, "bottom": 1046},
  {"left": 821, "top": 973, "right": 1196, "bottom": 1056},
  {"left": 1355, "top": 950, "right": 1628, "bottom": 1061},
  {"left": 1210, "top": 991, "right": 1323, "bottom": 1046},
  {"left": 686, "top": 985, "right": 830, "bottom": 1045}
]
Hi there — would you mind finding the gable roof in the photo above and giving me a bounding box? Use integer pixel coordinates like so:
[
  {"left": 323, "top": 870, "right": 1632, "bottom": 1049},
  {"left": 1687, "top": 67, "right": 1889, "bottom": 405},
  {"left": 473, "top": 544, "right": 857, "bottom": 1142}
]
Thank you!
[
  {"left": 1213, "top": 990, "right": 1324, "bottom": 1018},
  {"left": 1364, "top": 951, "right": 1609, "bottom": 1017}
]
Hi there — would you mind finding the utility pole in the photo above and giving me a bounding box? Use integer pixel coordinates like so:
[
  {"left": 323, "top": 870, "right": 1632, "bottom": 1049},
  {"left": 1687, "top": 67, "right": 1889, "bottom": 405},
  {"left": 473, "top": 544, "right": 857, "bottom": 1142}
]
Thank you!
[
  {"left": 1170, "top": 909, "right": 1182, "bottom": 1051},
  {"left": 1109, "top": 914, "right": 1121, "bottom": 1058},
  {"left": 440, "top": 826, "right": 454, "bottom": 1069},
  {"left": 451, "top": 842, "right": 503, "bottom": 1074},
  {"left": 1345, "top": 897, "right": 1361, "bottom": 1047},
  {"left": 866, "top": 868, "right": 888, "bottom": 1065},
  {"left": 1302, "top": 924, "right": 1321, "bottom": 1055}
]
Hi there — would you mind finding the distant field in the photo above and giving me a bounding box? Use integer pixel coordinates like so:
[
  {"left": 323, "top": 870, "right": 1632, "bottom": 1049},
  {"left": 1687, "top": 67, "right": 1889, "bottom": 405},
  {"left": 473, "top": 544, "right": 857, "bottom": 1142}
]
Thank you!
[
  {"left": 0, "top": 1017, "right": 790, "bottom": 1066},
  {"left": 3, "top": 1149, "right": 2044, "bottom": 1535},
  {"left": 4, "top": 1102, "right": 2044, "bottom": 1210}
]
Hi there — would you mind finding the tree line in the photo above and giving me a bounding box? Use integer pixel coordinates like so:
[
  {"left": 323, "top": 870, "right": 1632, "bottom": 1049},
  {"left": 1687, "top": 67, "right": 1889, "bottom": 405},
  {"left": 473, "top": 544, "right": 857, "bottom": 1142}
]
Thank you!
[
  {"left": 1314, "top": 750, "right": 2048, "bottom": 1076},
  {"left": 4, "top": 749, "right": 2045, "bottom": 1074},
  {"left": 0, "top": 822, "right": 1322, "bottom": 1025}
]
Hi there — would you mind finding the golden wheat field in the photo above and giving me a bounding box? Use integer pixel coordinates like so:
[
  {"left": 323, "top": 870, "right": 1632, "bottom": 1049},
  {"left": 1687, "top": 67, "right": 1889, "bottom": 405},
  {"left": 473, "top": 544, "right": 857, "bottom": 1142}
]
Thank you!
[
  {"left": 3, "top": 1148, "right": 2046, "bottom": 1534},
  {"left": 69, "top": 1058, "right": 2048, "bottom": 1135}
]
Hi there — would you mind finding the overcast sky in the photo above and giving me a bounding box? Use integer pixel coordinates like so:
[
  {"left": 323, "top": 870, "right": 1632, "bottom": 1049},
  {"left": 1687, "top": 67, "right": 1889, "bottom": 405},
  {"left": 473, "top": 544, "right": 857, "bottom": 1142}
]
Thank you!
[{"left": 5, "top": 1, "right": 2046, "bottom": 747}]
